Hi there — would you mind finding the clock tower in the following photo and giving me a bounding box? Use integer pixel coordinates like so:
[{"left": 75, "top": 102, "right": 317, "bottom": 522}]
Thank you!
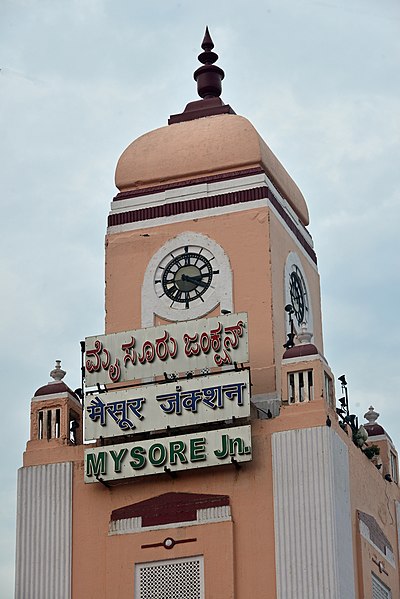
[
  {"left": 105, "top": 27, "right": 324, "bottom": 405},
  {"left": 16, "top": 28, "right": 400, "bottom": 599}
]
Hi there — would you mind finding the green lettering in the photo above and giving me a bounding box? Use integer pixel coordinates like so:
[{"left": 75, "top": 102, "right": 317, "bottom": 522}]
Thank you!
[
  {"left": 229, "top": 437, "right": 244, "bottom": 455},
  {"left": 130, "top": 446, "right": 146, "bottom": 470},
  {"left": 86, "top": 452, "right": 107, "bottom": 477},
  {"left": 148, "top": 443, "right": 167, "bottom": 467},
  {"left": 169, "top": 440, "right": 188, "bottom": 465},
  {"left": 190, "top": 437, "right": 206, "bottom": 462},
  {"left": 214, "top": 434, "right": 229, "bottom": 459},
  {"left": 110, "top": 448, "right": 128, "bottom": 473}
]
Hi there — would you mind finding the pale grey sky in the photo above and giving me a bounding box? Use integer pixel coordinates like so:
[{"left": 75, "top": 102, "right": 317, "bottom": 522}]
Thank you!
[{"left": 1, "top": 0, "right": 400, "bottom": 595}]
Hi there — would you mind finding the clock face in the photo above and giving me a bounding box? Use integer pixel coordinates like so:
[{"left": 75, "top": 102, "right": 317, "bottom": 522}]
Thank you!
[
  {"left": 289, "top": 265, "right": 308, "bottom": 325},
  {"left": 155, "top": 245, "right": 219, "bottom": 310}
]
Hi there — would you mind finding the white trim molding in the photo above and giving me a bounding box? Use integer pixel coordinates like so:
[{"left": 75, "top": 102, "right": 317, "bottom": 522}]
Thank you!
[{"left": 109, "top": 505, "right": 231, "bottom": 535}]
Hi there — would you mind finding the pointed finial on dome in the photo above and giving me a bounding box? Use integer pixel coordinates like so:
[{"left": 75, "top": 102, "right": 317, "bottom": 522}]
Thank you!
[
  {"left": 50, "top": 360, "right": 66, "bottom": 382},
  {"left": 201, "top": 26, "right": 214, "bottom": 53},
  {"left": 364, "top": 405, "right": 379, "bottom": 425},
  {"left": 194, "top": 26, "right": 225, "bottom": 99},
  {"left": 168, "top": 28, "right": 235, "bottom": 124}
]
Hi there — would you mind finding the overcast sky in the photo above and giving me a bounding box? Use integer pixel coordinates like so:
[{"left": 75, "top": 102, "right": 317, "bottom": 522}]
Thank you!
[{"left": 1, "top": 0, "right": 399, "bottom": 595}]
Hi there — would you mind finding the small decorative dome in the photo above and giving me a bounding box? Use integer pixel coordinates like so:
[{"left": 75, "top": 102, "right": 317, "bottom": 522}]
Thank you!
[
  {"left": 363, "top": 405, "right": 391, "bottom": 440},
  {"left": 283, "top": 343, "right": 318, "bottom": 360},
  {"left": 34, "top": 361, "right": 78, "bottom": 399}
]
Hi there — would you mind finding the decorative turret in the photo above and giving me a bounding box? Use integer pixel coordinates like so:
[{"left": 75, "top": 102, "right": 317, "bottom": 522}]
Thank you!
[
  {"left": 363, "top": 406, "right": 398, "bottom": 484},
  {"left": 29, "top": 361, "right": 83, "bottom": 446},
  {"left": 281, "top": 329, "right": 335, "bottom": 408}
]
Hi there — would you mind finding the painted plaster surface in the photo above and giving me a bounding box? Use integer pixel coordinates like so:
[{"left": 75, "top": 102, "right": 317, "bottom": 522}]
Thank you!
[
  {"left": 21, "top": 399, "right": 329, "bottom": 599},
  {"left": 22, "top": 420, "right": 278, "bottom": 599},
  {"left": 106, "top": 205, "right": 319, "bottom": 400},
  {"left": 115, "top": 114, "right": 309, "bottom": 225},
  {"left": 105, "top": 208, "right": 276, "bottom": 397},
  {"left": 345, "top": 426, "right": 400, "bottom": 598},
  {"left": 268, "top": 208, "right": 324, "bottom": 373},
  {"left": 21, "top": 389, "right": 400, "bottom": 598}
]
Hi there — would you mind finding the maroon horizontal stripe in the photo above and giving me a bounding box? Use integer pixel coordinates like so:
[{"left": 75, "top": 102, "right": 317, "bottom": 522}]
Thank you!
[
  {"left": 108, "top": 184, "right": 317, "bottom": 264},
  {"left": 109, "top": 186, "right": 267, "bottom": 225},
  {"left": 113, "top": 167, "right": 265, "bottom": 201}
]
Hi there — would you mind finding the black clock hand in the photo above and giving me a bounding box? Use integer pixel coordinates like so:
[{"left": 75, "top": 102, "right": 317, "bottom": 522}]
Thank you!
[
  {"left": 182, "top": 273, "right": 203, "bottom": 281},
  {"left": 181, "top": 274, "right": 208, "bottom": 288}
]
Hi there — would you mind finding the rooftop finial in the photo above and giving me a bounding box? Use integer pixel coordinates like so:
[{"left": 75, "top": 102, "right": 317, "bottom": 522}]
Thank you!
[
  {"left": 168, "top": 28, "right": 235, "bottom": 124},
  {"left": 50, "top": 360, "right": 66, "bottom": 382},
  {"left": 194, "top": 27, "right": 225, "bottom": 99},
  {"left": 364, "top": 405, "right": 379, "bottom": 425},
  {"left": 201, "top": 26, "right": 215, "bottom": 53}
]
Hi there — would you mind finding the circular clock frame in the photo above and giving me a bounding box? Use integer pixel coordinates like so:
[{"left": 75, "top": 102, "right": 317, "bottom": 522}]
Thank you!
[
  {"left": 142, "top": 232, "right": 233, "bottom": 325},
  {"left": 155, "top": 244, "right": 220, "bottom": 311},
  {"left": 289, "top": 265, "right": 309, "bottom": 326}
]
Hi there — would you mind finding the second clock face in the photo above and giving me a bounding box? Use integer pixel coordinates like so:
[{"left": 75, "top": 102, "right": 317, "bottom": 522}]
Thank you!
[
  {"left": 289, "top": 265, "right": 309, "bottom": 325},
  {"left": 155, "top": 245, "right": 219, "bottom": 310}
]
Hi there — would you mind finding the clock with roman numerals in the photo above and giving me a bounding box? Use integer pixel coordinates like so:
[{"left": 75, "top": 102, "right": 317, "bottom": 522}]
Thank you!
[{"left": 154, "top": 245, "right": 219, "bottom": 310}]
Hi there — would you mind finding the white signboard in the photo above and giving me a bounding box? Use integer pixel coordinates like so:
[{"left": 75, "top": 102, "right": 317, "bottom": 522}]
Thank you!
[
  {"left": 85, "top": 312, "right": 248, "bottom": 387},
  {"left": 84, "top": 425, "right": 252, "bottom": 483},
  {"left": 84, "top": 370, "right": 250, "bottom": 441}
]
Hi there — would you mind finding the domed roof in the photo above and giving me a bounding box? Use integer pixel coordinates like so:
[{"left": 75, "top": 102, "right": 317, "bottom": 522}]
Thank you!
[
  {"left": 363, "top": 406, "right": 393, "bottom": 442},
  {"left": 364, "top": 423, "right": 386, "bottom": 437},
  {"left": 33, "top": 361, "right": 80, "bottom": 401},
  {"left": 34, "top": 380, "right": 78, "bottom": 399},
  {"left": 283, "top": 343, "right": 319, "bottom": 359},
  {"left": 115, "top": 114, "right": 310, "bottom": 226}
]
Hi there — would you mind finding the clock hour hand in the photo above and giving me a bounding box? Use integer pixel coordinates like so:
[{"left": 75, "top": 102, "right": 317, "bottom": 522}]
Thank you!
[{"left": 181, "top": 274, "right": 208, "bottom": 288}]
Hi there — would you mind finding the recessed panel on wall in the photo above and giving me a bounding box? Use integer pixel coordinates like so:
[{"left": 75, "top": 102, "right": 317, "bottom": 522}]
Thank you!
[
  {"left": 84, "top": 424, "right": 252, "bottom": 483},
  {"left": 84, "top": 370, "right": 250, "bottom": 441},
  {"left": 85, "top": 312, "right": 248, "bottom": 386},
  {"left": 135, "top": 556, "right": 205, "bottom": 599}
]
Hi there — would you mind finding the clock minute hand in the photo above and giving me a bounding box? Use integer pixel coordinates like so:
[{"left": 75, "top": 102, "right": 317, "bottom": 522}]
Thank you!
[{"left": 181, "top": 274, "right": 208, "bottom": 288}]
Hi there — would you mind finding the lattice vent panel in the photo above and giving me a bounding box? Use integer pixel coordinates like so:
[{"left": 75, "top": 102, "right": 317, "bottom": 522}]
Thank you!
[
  {"left": 372, "top": 574, "right": 391, "bottom": 599},
  {"left": 136, "top": 556, "right": 204, "bottom": 599}
]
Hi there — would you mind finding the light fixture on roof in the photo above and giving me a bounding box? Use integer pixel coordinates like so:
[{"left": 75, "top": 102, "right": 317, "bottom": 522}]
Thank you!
[
  {"left": 283, "top": 304, "right": 295, "bottom": 350},
  {"left": 338, "top": 374, "right": 349, "bottom": 414}
]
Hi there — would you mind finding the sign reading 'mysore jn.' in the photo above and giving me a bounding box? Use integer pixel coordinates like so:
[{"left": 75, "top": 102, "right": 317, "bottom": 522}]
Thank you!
[
  {"left": 84, "top": 313, "right": 252, "bottom": 482},
  {"left": 85, "top": 425, "right": 252, "bottom": 483}
]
